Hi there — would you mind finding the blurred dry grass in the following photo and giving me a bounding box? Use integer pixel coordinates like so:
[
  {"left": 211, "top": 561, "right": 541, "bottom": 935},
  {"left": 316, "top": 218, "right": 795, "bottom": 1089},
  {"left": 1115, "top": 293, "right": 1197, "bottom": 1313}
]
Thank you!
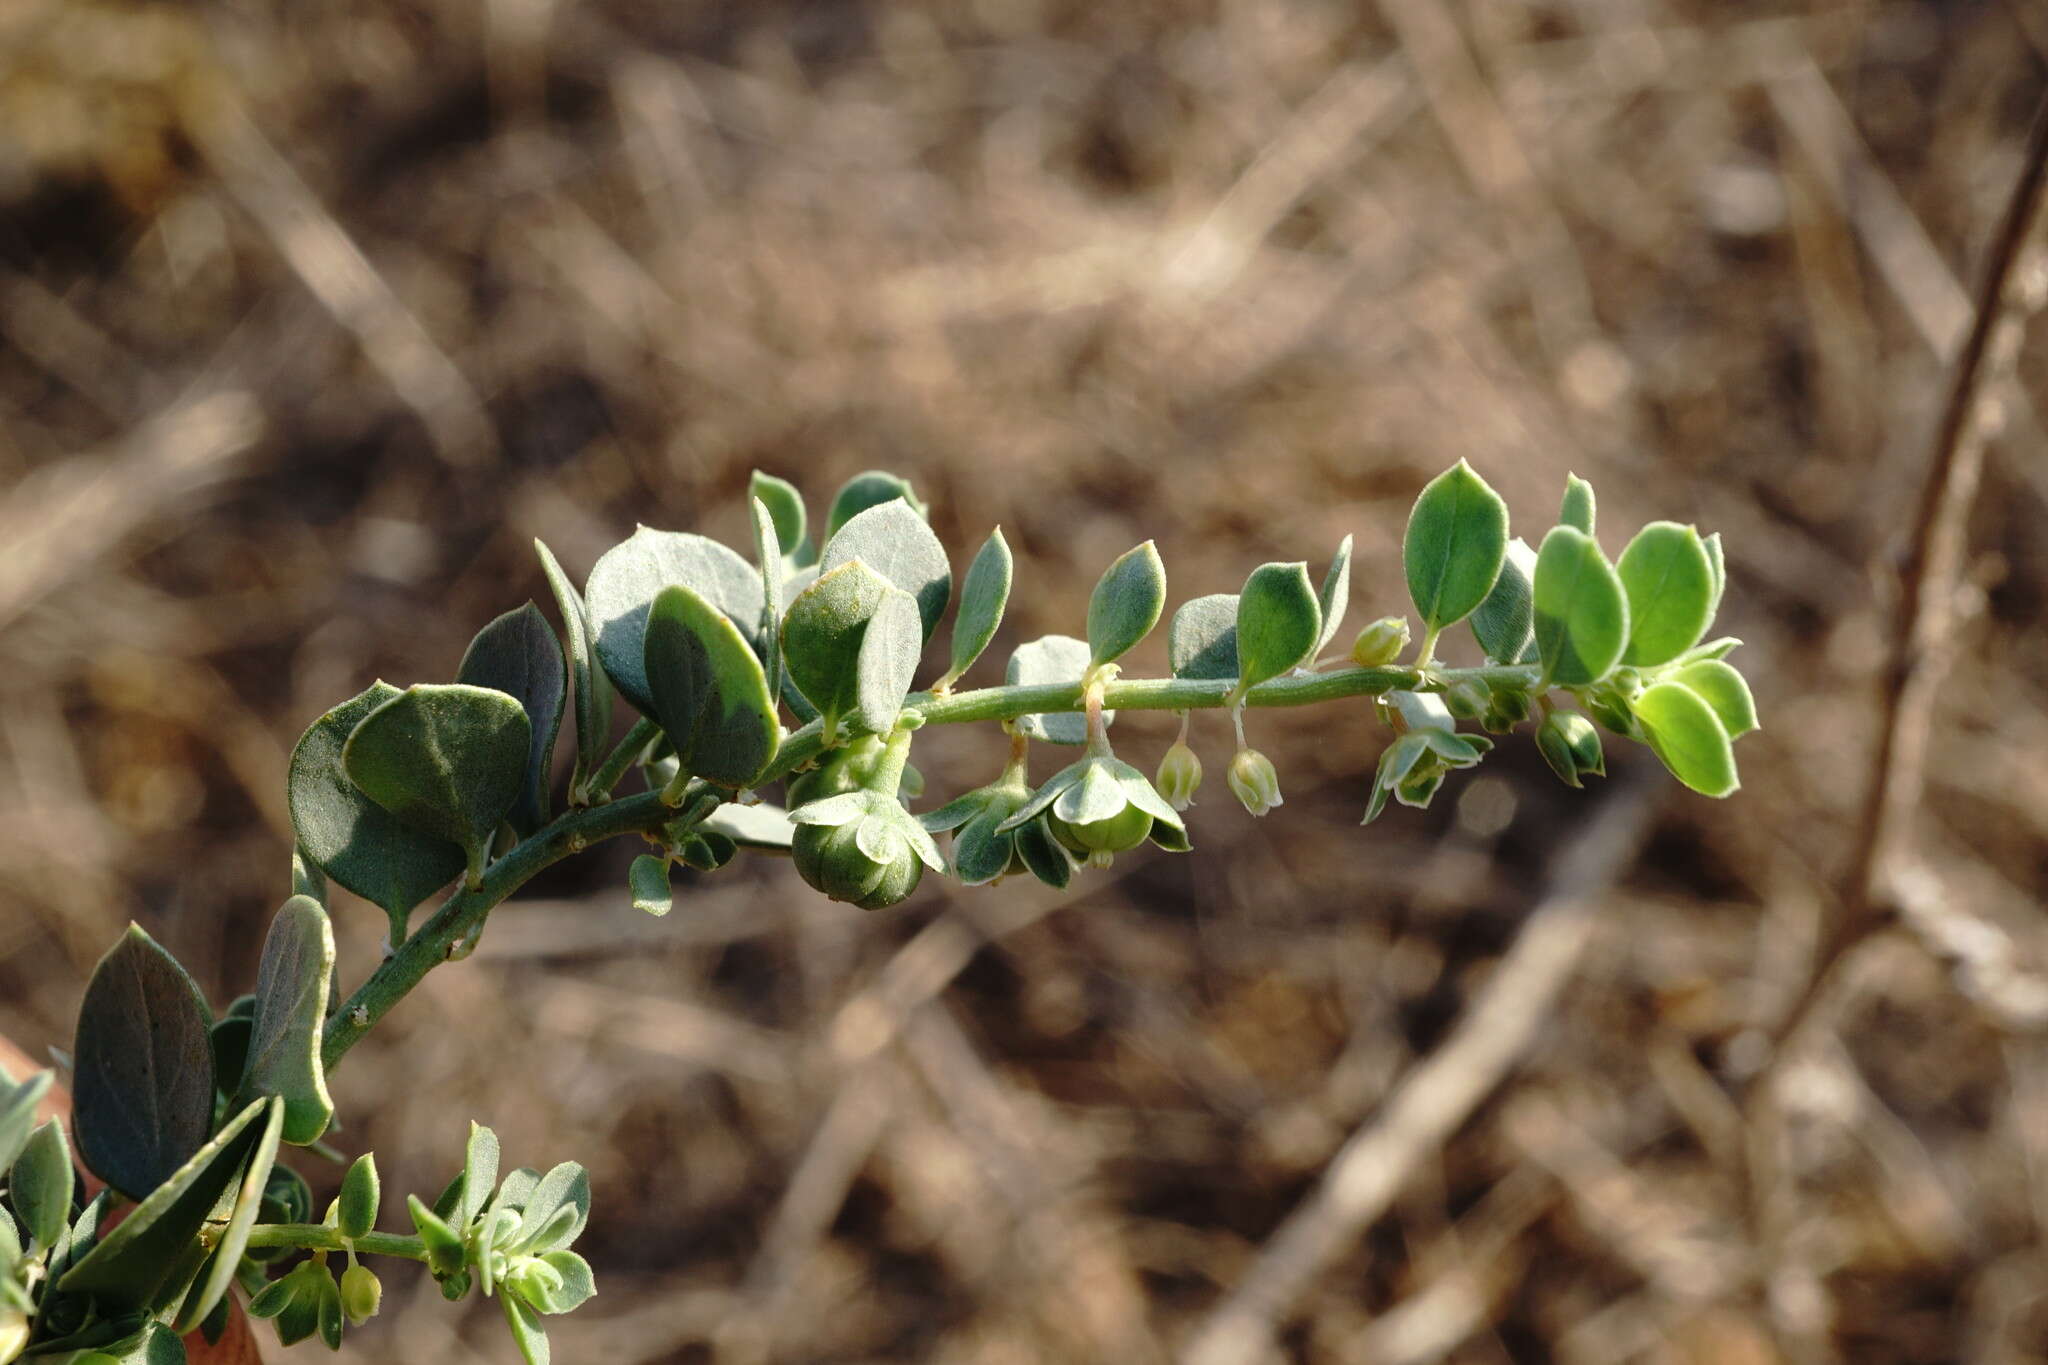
[{"left": 1, "top": 1, "right": 2046, "bottom": 1361}]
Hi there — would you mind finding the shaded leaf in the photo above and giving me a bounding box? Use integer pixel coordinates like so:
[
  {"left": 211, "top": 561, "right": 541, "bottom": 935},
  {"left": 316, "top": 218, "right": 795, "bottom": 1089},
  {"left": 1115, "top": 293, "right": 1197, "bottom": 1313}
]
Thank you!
[
  {"left": 821, "top": 500, "right": 952, "bottom": 644},
  {"left": 1617, "top": 521, "right": 1715, "bottom": 667},
  {"left": 750, "top": 497, "right": 787, "bottom": 711},
  {"left": 586, "top": 527, "right": 765, "bottom": 716},
  {"left": 629, "top": 855, "right": 672, "bottom": 918},
  {"left": 1470, "top": 537, "right": 1536, "bottom": 663},
  {"left": 456, "top": 602, "right": 567, "bottom": 835},
  {"left": 1234, "top": 562, "right": 1321, "bottom": 693},
  {"left": 698, "top": 802, "right": 795, "bottom": 850},
  {"left": 642, "top": 584, "right": 780, "bottom": 788},
  {"left": 942, "top": 527, "right": 1012, "bottom": 686},
  {"left": 173, "top": 1097, "right": 283, "bottom": 1335},
  {"left": 782, "top": 561, "right": 892, "bottom": 734},
  {"left": 1007, "top": 635, "right": 1104, "bottom": 745},
  {"left": 238, "top": 895, "right": 334, "bottom": 1145},
  {"left": 1635, "top": 680, "right": 1740, "bottom": 798},
  {"left": 856, "top": 587, "right": 921, "bottom": 735},
  {"left": 1670, "top": 659, "right": 1758, "bottom": 739},
  {"left": 1315, "top": 534, "right": 1353, "bottom": 655},
  {"left": 73, "top": 925, "right": 215, "bottom": 1200},
  {"left": 0, "top": 1070, "right": 52, "bottom": 1174},
  {"left": 1532, "top": 526, "right": 1628, "bottom": 686},
  {"left": 535, "top": 539, "right": 613, "bottom": 795},
  {"left": 344, "top": 684, "right": 532, "bottom": 881},
  {"left": 825, "top": 470, "right": 925, "bottom": 542},
  {"left": 11, "top": 1118, "right": 71, "bottom": 1249},
  {"left": 1168, "top": 594, "right": 1239, "bottom": 681},
  {"left": 1404, "top": 461, "right": 1509, "bottom": 630},
  {"left": 750, "top": 470, "right": 811, "bottom": 565},
  {"left": 1087, "top": 541, "right": 1166, "bottom": 668}
]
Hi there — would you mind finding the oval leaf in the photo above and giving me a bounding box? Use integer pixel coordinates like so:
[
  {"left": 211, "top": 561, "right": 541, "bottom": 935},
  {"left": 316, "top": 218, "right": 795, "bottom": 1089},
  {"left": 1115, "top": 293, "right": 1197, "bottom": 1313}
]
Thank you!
[
  {"left": 1670, "top": 659, "right": 1757, "bottom": 739},
  {"left": 61, "top": 1098, "right": 272, "bottom": 1311},
  {"left": 750, "top": 469, "right": 811, "bottom": 565},
  {"left": 643, "top": 584, "right": 780, "bottom": 789},
  {"left": 826, "top": 470, "right": 925, "bottom": 542},
  {"left": 1007, "top": 635, "right": 1104, "bottom": 744},
  {"left": 343, "top": 684, "right": 532, "bottom": 881},
  {"left": 1635, "top": 680, "right": 1740, "bottom": 798},
  {"left": 238, "top": 895, "right": 335, "bottom": 1145},
  {"left": 535, "top": 539, "right": 613, "bottom": 798},
  {"left": 1087, "top": 541, "right": 1166, "bottom": 668},
  {"left": 856, "top": 587, "right": 922, "bottom": 735},
  {"left": 456, "top": 602, "right": 567, "bottom": 835},
  {"left": 73, "top": 925, "right": 215, "bottom": 1200},
  {"left": 629, "top": 854, "right": 673, "bottom": 918},
  {"left": 782, "top": 561, "right": 893, "bottom": 733},
  {"left": 174, "top": 1096, "right": 284, "bottom": 1334},
  {"left": 586, "top": 527, "right": 765, "bottom": 716},
  {"left": 0, "top": 1071, "right": 53, "bottom": 1175},
  {"left": 289, "top": 682, "right": 467, "bottom": 928},
  {"left": 12, "top": 1118, "right": 72, "bottom": 1250},
  {"left": 1315, "top": 534, "right": 1353, "bottom": 655},
  {"left": 943, "top": 527, "right": 1012, "bottom": 687},
  {"left": 1404, "top": 461, "right": 1509, "bottom": 630},
  {"left": 1235, "top": 562, "right": 1322, "bottom": 692},
  {"left": 1470, "top": 536, "right": 1536, "bottom": 663},
  {"left": 1168, "top": 594, "right": 1239, "bottom": 681},
  {"left": 1559, "top": 472, "right": 1596, "bottom": 536},
  {"left": 1617, "top": 521, "right": 1714, "bottom": 667},
  {"left": 821, "top": 500, "right": 952, "bottom": 644},
  {"left": 1532, "top": 526, "right": 1628, "bottom": 686}
]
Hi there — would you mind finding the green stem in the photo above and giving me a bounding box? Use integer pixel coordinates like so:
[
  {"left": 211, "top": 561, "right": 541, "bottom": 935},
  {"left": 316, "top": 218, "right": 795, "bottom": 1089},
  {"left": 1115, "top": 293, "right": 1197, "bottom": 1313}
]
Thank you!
[
  {"left": 320, "top": 660, "right": 1537, "bottom": 1069},
  {"left": 1415, "top": 625, "right": 1441, "bottom": 668},
  {"left": 582, "top": 718, "right": 660, "bottom": 802},
  {"left": 240, "top": 1225, "right": 427, "bottom": 1260}
]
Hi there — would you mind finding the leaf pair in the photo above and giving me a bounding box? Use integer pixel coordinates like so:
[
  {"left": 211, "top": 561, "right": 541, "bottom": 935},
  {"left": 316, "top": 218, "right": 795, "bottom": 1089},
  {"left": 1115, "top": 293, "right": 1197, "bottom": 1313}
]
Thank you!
[{"left": 1167, "top": 538, "right": 1353, "bottom": 693}]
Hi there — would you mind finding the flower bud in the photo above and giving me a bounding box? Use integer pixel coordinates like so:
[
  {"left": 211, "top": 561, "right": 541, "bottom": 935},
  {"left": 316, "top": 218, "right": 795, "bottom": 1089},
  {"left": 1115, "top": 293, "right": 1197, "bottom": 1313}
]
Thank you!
[
  {"left": 1048, "top": 804, "right": 1155, "bottom": 865},
  {"left": 1226, "top": 748, "right": 1283, "bottom": 817},
  {"left": 793, "top": 819, "right": 922, "bottom": 909},
  {"left": 1536, "top": 711, "right": 1605, "bottom": 788},
  {"left": 340, "top": 1263, "right": 383, "bottom": 1325},
  {"left": 1155, "top": 740, "right": 1203, "bottom": 810},
  {"left": 1350, "top": 616, "right": 1411, "bottom": 667}
]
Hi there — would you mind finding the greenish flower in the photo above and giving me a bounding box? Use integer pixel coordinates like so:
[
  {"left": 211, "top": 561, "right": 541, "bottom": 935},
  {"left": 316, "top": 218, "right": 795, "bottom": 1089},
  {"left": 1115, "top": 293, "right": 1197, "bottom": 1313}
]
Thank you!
[
  {"left": 1155, "top": 739, "right": 1203, "bottom": 811},
  {"left": 1535, "top": 711, "right": 1605, "bottom": 789},
  {"left": 1362, "top": 692, "right": 1493, "bottom": 824},
  {"left": 1226, "top": 748, "right": 1283, "bottom": 817},
  {"left": 340, "top": 1262, "right": 383, "bottom": 1325},
  {"left": 790, "top": 791, "right": 946, "bottom": 909},
  {"left": 1350, "top": 615, "right": 1411, "bottom": 667},
  {"left": 996, "top": 755, "right": 1188, "bottom": 869},
  {"left": 920, "top": 778, "right": 1075, "bottom": 888}
]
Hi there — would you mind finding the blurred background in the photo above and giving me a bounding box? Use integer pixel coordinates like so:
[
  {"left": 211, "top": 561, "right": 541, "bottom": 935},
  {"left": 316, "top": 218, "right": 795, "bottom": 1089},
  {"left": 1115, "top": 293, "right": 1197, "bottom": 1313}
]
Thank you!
[{"left": 2, "top": 0, "right": 2046, "bottom": 1360}]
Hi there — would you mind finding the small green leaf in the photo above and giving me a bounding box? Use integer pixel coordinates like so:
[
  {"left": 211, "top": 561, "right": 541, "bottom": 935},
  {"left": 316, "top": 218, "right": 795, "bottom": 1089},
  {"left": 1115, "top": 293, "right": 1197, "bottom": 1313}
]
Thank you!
[
  {"left": 750, "top": 470, "right": 811, "bottom": 565},
  {"left": 290, "top": 682, "right": 467, "bottom": 930},
  {"left": 460, "top": 1122, "right": 500, "bottom": 1227},
  {"left": 629, "top": 855, "right": 672, "bottom": 917},
  {"left": 1617, "top": 521, "right": 1715, "bottom": 667},
  {"left": 502, "top": 1289, "right": 552, "bottom": 1365},
  {"left": 1404, "top": 461, "right": 1509, "bottom": 630},
  {"left": 942, "top": 527, "right": 1012, "bottom": 686},
  {"left": 782, "top": 561, "right": 893, "bottom": 735},
  {"left": 1702, "top": 531, "right": 1726, "bottom": 618},
  {"left": 456, "top": 602, "right": 567, "bottom": 835},
  {"left": 1635, "top": 680, "right": 1740, "bottom": 798},
  {"left": 1234, "top": 562, "right": 1322, "bottom": 693},
  {"left": 344, "top": 684, "right": 532, "bottom": 882},
  {"left": 535, "top": 539, "right": 613, "bottom": 796},
  {"left": 1560, "top": 472, "right": 1596, "bottom": 536},
  {"left": 72, "top": 925, "right": 215, "bottom": 1200},
  {"left": 1087, "top": 541, "right": 1166, "bottom": 668},
  {"left": 1007, "top": 635, "right": 1105, "bottom": 744},
  {"left": 821, "top": 500, "right": 952, "bottom": 644},
  {"left": 751, "top": 497, "right": 787, "bottom": 711},
  {"left": 0, "top": 1071, "right": 52, "bottom": 1174},
  {"left": 508, "top": 1162, "right": 590, "bottom": 1256},
  {"left": 1532, "top": 526, "right": 1629, "bottom": 686},
  {"left": 173, "top": 1096, "right": 283, "bottom": 1334},
  {"left": 238, "top": 895, "right": 335, "bottom": 1145},
  {"left": 60, "top": 1098, "right": 272, "bottom": 1311},
  {"left": 1470, "top": 537, "right": 1536, "bottom": 663},
  {"left": 1670, "top": 659, "right": 1758, "bottom": 738},
  {"left": 698, "top": 802, "right": 796, "bottom": 850},
  {"left": 643, "top": 584, "right": 780, "bottom": 789},
  {"left": 1316, "top": 535, "right": 1353, "bottom": 655},
  {"left": 409, "top": 1194, "right": 467, "bottom": 1278},
  {"left": 336, "top": 1152, "right": 380, "bottom": 1242},
  {"left": 12, "top": 1119, "right": 71, "bottom": 1249},
  {"left": 856, "top": 587, "right": 922, "bottom": 735},
  {"left": 586, "top": 527, "right": 766, "bottom": 716},
  {"left": 1168, "top": 594, "right": 1239, "bottom": 681},
  {"left": 528, "top": 1250, "right": 595, "bottom": 1314},
  {"left": 825, "top": 470, "right": 925, "bottom": 542}
]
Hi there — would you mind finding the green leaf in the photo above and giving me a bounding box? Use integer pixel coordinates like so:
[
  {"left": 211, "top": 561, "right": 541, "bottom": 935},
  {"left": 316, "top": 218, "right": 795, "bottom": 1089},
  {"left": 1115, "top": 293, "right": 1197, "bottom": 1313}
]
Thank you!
[
  {"left": 509, "top": 1162, "right": 589, "bottom": 1256},
  {"left": 820, "top": 500, "right": 952, "bottom": 644},
  {"left": 586, "top": 527, "right": 766, "bottom": 716},
  {"left": 1087, "top": 541, "right": 1166, "bottom": 668},
  {"left": 750, "top": 470, "right": 811, "bottom": 565},
  {"left": 629, "top": 855, "right": 672, "bottom": 917},
  {"left": 72, "top": 925, "right": 215, "bottom": 1200},
  {"left": 1670, "top": 659, "right": 1758, "bottom": 738},
  {"left": 942, "top": 527, "right": 1012, "bottom": 686},
  {"left": 238, "top": 895, "right": 335, "bottom": 1145},
  {"left": 172, "top": 1097, "right": 282, "bottom": 1334},
  {"left": 643, "top": 584, "right": 780, "bottom": 789},
  {"left": 460, "top": 1121, "right": 501, "bottom": 1227},
  {"left": 781, "top": 561, "right": 893, "bottom": 733},
  {"left": 535, "top": 539, "right": 613, "bottom": 795},
  {"left": 409, "top": 1194, "right": 467, "bottom": 1278},
  {"left": 1007, "top": 635, "right": 1105, "bottom": 745},
  {"left": 825, "top": 470, "right": 925, "bottom": 542},
  {"left": 1532, "top": 526, "right": 1628, "bottom": 686},
  {"left": 209, "top": 1017, "right": 251, "bottom": 1099},
  {"left": 1315, "top": 534, "right": 1353, "bottom": 655},
  {"left": 1168, "top": 594, "right": 1239, "bottom": 681},
  {"left": 855, "top": 588, "right": 919, "bottom": 736},
  {"left": 290, "top": 846, "right": 325, "bottom": 905},
  {"left": 344, "top": 684, "right": 532, "bottom": 882},
  {"left": 1559, "top": 472, "right": 1596, "bottom": 536},
  {"left": 338, "top": 1152, "right": 380, "bottom": 1241},
  {"left": 502, "top": 1289, "right": 552, "bottom": 1365},
  {"left": 750, "top": 497, "right": 787, "bottom": 711},
  {"left": 0, "top": 1070, "right": 52, "bottom": 1174},
  {"left": 60, "top": 1098, "right": 272, "bottom": 1311},
  {"left": 1404, "top": 461, "right": 1509, "bottom": 630},
  {"left": 1616, "top": 521, "right": 1715, "bottom": 667},
  {"left": 1635, "top": 680, "right": 1740, "bottom": 798},
  {"left": 1470, "top": 537, "right": 1536, "bottom": 663},
  {"left": 1702, "top": 531, "right": 1726, "bottom": 618},
  {"left": 1234, "top": 562, "right": 1322, "bottom": 693},
  {"left": 698, "top": 802, "right": 796, "bottom": 850},
  {"left": 528, "top": 1250, "right": 595, "bottom": 1314},
  {"left": 290, "top": 682, "right": 467, "bottom": 930},
  {"left": 455, "top": 602, "right": 567, "bottom": 835},
  {"left": 11, "top": 1118, "right": 71, "bottom": 1249}
]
